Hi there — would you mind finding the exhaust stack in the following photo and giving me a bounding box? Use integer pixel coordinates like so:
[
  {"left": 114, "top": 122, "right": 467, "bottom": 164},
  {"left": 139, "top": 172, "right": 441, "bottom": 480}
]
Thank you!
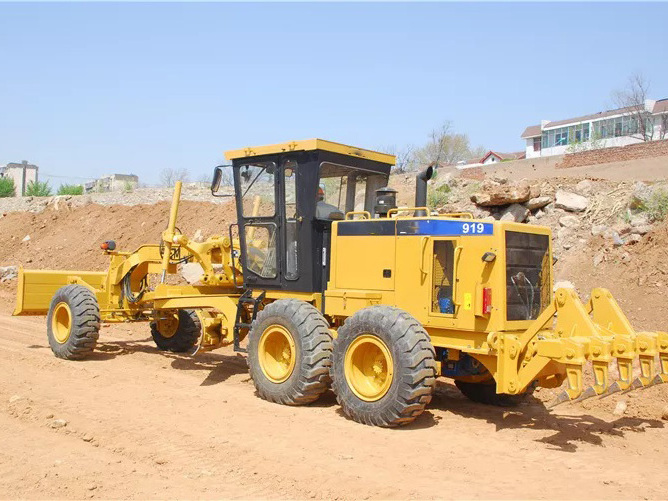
[{"left": 414, "top": 165, "right": 434, "bottom": 217}]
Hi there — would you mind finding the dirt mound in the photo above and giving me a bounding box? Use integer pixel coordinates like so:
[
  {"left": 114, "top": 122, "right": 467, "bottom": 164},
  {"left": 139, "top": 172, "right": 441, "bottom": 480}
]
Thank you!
[
  {"left": 556, "top": 220, "right": 668, "bottom": 331},
  {"left": 0, "top": 200, "right": 236, "bottom": 271}
]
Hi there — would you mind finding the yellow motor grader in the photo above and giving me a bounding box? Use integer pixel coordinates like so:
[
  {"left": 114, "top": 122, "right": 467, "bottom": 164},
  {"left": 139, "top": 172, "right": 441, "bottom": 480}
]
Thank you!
[{"left": 14, "top": 139, "right": 668, "bottom": 426}]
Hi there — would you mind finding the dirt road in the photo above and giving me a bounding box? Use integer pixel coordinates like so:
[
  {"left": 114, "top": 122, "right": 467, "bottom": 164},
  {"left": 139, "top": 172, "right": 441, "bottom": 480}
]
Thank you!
[{"left": 1, "top": 288, "right": 667, "bottom": 500}]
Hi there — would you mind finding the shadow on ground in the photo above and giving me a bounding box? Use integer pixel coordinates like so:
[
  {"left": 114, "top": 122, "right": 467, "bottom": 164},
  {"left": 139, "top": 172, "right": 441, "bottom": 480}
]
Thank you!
[
  {"left": 35, "top": 336, "right": 665, "bottom": 448},
  {"left": 428, "top": 380, "right": 664, "bottom": 452},
  {"left": 82, "top": 338, "right": 250, "bottom": 385}
]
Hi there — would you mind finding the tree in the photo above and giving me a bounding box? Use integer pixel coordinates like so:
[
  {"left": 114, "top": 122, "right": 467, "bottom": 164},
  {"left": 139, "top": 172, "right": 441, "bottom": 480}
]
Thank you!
[
  {"left": 660, "top": 113, "right": 668, "bottom": 140},
  {"left": 159, "top": 168, "right": 190, "bottom": 187},
  {"left": 25, "top": 180, "right": 52, "bottom": 197},
  {"left": 379, "top": 145, "right": 415, "bottom": 173},
  {"left": 57, "top": 184, "right": 84, "bottom": 196},
  {"left": 612, "top": 72, "right": 654, "bottom": 141},
  {"left": 409, "top": 121, "right": 486, "bottom": 170},
  {"left": 0, "top": 177, "right": 16, "bottom": 197}
]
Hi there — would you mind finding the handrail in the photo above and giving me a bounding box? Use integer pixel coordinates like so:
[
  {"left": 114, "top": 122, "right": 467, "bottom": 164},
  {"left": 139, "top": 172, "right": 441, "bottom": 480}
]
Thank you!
[
  {"left": 387, "top": 208, "right": 474, "bottom": 220},
  {"left": 344, "top": 211, "right": 371, "bottom": 220},
  {"left": 387, "top": 207, "right": 429, "bottom": 218},
  {"left": 452, "top": 246, "right": 463, "bottom": 305},
  {"left": 439, "top": 212, "right": 474, "bottom": 219}
]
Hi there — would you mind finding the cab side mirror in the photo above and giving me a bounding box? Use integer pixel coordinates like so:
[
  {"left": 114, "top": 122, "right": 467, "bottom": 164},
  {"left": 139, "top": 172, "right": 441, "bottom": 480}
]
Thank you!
[{"left": 211, "top": 165, "right": 233, "bottom": 197}]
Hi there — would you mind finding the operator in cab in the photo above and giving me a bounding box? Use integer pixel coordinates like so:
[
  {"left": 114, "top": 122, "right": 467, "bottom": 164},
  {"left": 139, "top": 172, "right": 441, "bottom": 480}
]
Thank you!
[{"left": 316, "top": 185, "right": 344, "bottom": 220}]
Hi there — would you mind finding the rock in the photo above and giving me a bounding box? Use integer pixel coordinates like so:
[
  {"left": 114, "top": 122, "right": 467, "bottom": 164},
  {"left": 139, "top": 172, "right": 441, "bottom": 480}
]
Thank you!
[
  {"left": 525, "top": 196, "right": 552, "bottom": 211},
  {"left": 8, "top": 395, "right": 22, "bottom": 403},
  {"left": 555, "top": 190, "right": 588, "bottom": 212},
  {"left": 490, "top": 175, "right": 508, "bottom": 185},
  {"left": 534, "top": 209, "right": 545, "bottom": 220},
  {"left": 591, "top": 224, "right": 608, "bottom": 237},
  {"left": 470, "top": 182, "right": 531, "bottom": 207},
  {"left": 612, "top": 231, "right": 624, "bottom": 247},
  {"left": 621, "top": 252, "right": 631, "bottom": 263},
  {"left": 51, "top": 196, "right": 72, "bottom": 212},
  {"left": 633, "top": 224, "right": 652, "bottom": 235},
  {"left": 22, "top": 235, "right": 31, "bottom": 242},
  {"left": 557, "top": 227, "right": 573, "bottom": 241},
  {"left": 50, "top": 419, "right": 68, "bottom": 429},
  {"left": 554, "top": 280, "right": 575, "bottom": 291},
  {"left": 559, "top": 215, "right": 581, "bottom": 228},
  {"left": 629, "top": 181, "right": 652, "bottom": 209},
  {"left": 575, "top": 179, "right": 595, "bottom": 195},
  {"left": 499, "top": 203, "right": 529, "bottom": 223},
  {"left": 593, "top": 252, "right": 605, "bottom": 267},
  {"left": 192, "top": 229, "right": 205, "bottom": 243},
  {"left": 613, "top": 400, "right": 627, "bottom": 417},
  {"left": 629, "top": 213, "right": 649, "bottom": 227},
  {"left": 626, "top": 233, "right": 642, "bottom": 245},
  {"left": 612, "top": 222, "right": 632, "bottom": 236},
  {"left": 662, "top": 405, "right": 668, "bottom": 420},
  {"left": 180, "top": 262, "right": 205, "bottom": 284},
  {"left": 0, "top": 265, "right": 18, "bottom": 283}
]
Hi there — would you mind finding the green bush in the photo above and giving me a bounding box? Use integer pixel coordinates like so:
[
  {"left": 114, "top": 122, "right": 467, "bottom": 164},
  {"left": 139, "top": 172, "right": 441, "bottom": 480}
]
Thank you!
[
  {"left": 57, "top": 184, "right": 84, "bottom": 196},
  {"left": 123, "top": 180, "right": 134, "bottom": 193},
  {"left": 0, "top": 177, "right": 16, "bottom": 197},
  {"left": 25, "top": 180, "right": 52, "bottom": 197},
  {"left": 638, "top": 189, "right": 668, "bottom": 222},
  {"left": 427, "top": 183, "right": 451, "bottom": 208}
]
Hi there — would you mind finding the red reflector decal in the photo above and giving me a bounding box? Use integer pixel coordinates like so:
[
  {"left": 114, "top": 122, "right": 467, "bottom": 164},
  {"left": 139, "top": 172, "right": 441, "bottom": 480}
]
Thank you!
[{"left": 483, "top": 287, "right": 492, "bottom": 314}]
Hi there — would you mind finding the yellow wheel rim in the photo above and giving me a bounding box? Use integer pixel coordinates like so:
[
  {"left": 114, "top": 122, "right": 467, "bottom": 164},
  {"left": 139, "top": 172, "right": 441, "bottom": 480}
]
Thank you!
[
  {"left": 258, "top": 325, "right": 296, "bottom": 383},
  {"left": 52, "top": 302, "right": 72, "bottom": 344},
  {"left": 156, "top": 313, "right": 179, "bottom": 338},
  {"left": 344, "top": 334, "right": 394, "bottom": 402}
]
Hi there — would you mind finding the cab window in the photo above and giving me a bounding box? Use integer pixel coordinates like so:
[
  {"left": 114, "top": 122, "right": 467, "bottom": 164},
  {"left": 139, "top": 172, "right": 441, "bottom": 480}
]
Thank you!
[
  {"left": 284, "top": 161, "right": 298, "bottom": 280},
  {"left": 240, "top": 162, "right": 276, "bottom": 217}
]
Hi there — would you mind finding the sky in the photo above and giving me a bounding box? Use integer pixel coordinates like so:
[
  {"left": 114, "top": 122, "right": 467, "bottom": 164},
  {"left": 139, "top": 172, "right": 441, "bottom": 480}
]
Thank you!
[{"left": 1, "top": 2, "right": 666, "bottom": 187}]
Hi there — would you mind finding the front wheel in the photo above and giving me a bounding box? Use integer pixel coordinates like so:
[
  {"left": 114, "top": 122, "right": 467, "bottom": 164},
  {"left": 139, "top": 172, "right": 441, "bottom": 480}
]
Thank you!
[
  {"left": 331, "top": 306, "right": 436, "bottom": 427},
  {"left": 46, "top": 285, "right": 100, "bottom": 360},
  {"left": 150, "top": 309, "right": 200, "bottom": 353}
]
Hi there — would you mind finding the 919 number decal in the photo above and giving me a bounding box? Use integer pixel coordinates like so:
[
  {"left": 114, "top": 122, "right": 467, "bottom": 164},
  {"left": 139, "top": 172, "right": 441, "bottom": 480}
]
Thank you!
[{"left": 462, "top": 222, "right": 486, "bottom": 234}]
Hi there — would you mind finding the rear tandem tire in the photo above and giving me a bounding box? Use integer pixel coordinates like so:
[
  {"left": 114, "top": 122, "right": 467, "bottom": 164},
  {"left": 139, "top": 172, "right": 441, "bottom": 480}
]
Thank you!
[
  {"left": 454, "top": 380, "right": 530, "bottom": 407},
  {"left": 331, "top": 306, "right": 437, "bottom": 427},
  {"left": 247, "top": 299, "right": 333, "bottom": 406},
  {"left": 150, "top": 309, "right": 200, "bottom": 353},
  {"left": 46, "top": 285, "right": 100, "bottom": 360}
]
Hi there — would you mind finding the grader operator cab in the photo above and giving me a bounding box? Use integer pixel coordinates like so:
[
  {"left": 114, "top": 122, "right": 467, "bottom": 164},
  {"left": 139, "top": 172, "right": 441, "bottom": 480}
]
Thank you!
[{"left": 14, "top": 139, "right": 668, "bottom": 427}]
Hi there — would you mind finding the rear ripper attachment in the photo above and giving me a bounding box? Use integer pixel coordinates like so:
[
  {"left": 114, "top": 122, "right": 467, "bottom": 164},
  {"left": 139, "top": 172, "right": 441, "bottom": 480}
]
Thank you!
[{"left": 492, "top": 286, "right": 668, "bottom": 408}]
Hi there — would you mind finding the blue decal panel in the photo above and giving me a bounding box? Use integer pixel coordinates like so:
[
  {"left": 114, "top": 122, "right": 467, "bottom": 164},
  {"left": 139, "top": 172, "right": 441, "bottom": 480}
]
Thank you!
[
  {"left": 396, "top": 220, "right": 493, "bottom": 236},
  {"left": 336, "top": 219, "right": 494, "bottom": 237}
]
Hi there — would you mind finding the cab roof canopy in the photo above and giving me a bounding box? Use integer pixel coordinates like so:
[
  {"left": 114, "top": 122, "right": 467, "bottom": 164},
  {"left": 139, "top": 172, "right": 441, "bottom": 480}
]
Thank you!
[{"left": 224, "top": 139, "right": 396, "bottom": 166}]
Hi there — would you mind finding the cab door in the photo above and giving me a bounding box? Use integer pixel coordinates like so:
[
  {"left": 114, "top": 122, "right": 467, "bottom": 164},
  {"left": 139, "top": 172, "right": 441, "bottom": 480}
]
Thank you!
[{"left": 235, "top": 158, "right": 283, "bottom": 290}]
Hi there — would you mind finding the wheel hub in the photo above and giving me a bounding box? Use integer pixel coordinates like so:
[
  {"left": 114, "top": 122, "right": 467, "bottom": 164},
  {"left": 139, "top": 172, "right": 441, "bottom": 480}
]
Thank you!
[
  {"left": 258, "top": 325, "right": 296, "bottom": 383},
  {"left": 156, "top": 313, "right": 179, "bottom": 338},
  {"left": 345, "top": 334, "right": 394, "bottom": 402},
  {"left": 52, "top": 302, "right": 72, "bottom": 344}
]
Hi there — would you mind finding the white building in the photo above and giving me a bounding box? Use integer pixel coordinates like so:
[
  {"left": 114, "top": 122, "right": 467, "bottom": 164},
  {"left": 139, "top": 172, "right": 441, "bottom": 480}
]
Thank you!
[
  {"left": 522, "top": 98, "right": 668, "bottom": 159},
  {"left": 0, "top": 160, "right": 39, "bottom": 196},
  {"left": 84, "top": 173, "right": 139, "bottom": 193},
  {"left": 480, "top": 151, "right": 525, "bottom": 165},
  {"left": 453, "top": 150, "right": 525, "bottom": 169}
]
